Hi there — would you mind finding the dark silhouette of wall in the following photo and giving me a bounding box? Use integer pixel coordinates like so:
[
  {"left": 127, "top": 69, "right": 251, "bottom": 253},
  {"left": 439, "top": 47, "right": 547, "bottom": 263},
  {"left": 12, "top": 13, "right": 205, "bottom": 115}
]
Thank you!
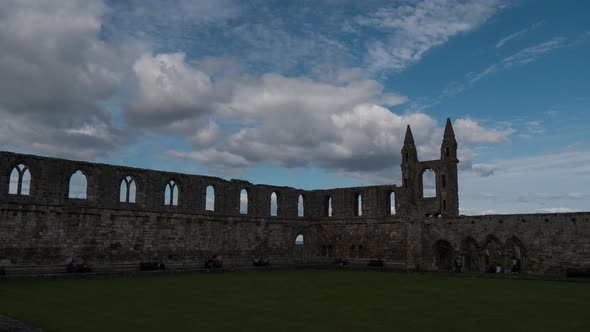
[{"left": 1, "top": 119, "right": 589, "bottom": 274}]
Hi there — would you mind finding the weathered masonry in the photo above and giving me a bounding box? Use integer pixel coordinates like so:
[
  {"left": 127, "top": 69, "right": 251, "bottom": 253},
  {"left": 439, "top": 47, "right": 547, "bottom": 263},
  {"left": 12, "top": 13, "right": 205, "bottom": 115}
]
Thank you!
[{"left": 1, "top": 119, "right": 589, "bottom": 274}]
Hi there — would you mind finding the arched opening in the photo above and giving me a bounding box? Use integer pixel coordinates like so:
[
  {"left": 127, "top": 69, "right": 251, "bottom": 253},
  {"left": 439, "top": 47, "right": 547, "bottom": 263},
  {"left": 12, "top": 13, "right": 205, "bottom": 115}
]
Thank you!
[
  {"left": 461, "top": 237, "right": 480, "bottom": 271},
  {"left": 483, "top": 235, "right": 503, "bottom": 272},
  {"left": 68, "top": 170, "right": 87, "bottom": 199},
  {"left": 298, "top": 194, "right": 304, "bottom": 217},
  {"left": 164, "top": 180, "right": 178, "bottom": 206},
  {"left": 8, "top": 164, "right": 31, "bottom": 196},
  {"left": 356, "top": 193, "right": 362, "bottom": 216},
  {"left": 422, "top": 168, "right": 436, "bottom": 198},
  {"left": 505, "top": 236, "right": 527, "bottom": 273},
  {"left": 270, "top": 192, "right": 278, "bottom": 216},
  {"left": 433, "top": 240, "right": 454, "bottom": 270},
  {"left": 205, "top": 185, "right": 215, "bottom": 211},
  {"left": 390, "top": 191, "right": 396, "bottom": 215},
  {"left": 240, "top": 189, "right": 248, "bottom": 214},
  {"left": 119, "top": 176, "right": 136, "bottom": 203},
  {"left": 324, "top": 196, "right": 333, "bottom": 217},
  {"left": 295, "top": 234, "right": 304, "bottom": 245},
  {"left": 294, "top": 234, "right": 304, "bottom": 260}
]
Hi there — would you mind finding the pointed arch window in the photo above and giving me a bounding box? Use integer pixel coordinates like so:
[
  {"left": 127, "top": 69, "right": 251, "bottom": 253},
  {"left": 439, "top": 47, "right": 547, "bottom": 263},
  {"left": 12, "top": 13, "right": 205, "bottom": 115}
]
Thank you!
[
  {"left": 390, "top": 191, "right": 396, "bottom": 215},
  {"left": 8, "top": 164, "right": 31, "bottom": 195},
  {"left": 325, "top": 196, "right": 333, "bottom": 217},
  {"left": 119, "top": 176, "right": 136, "bottom": 203},
  {"left": 298, "top": 194, "right": 304, "bottom": 217},
  {"left": 68, "top": 170, "right": 87, "bottom": 199},
  {"left": 164, "top": 180, "right": 178, "bottom": 206},
  {"left": 240, "top": 189, "right": 248, "bottom": 214},
  {"left": 270, "top": 192, "right": 278, "bottom": 216},
  {"left": 205, "top": 185, "right": 215, "bottom": 211},
  {"left": 356, "top": 193, "right": 363, "bottom": 216}
]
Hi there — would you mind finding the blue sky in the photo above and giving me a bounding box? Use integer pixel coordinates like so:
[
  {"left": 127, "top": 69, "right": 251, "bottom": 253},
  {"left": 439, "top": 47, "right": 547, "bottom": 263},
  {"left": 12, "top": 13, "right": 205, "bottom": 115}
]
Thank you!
[{"left": 0, "top": 0, "right": 589, "bottom": 215}]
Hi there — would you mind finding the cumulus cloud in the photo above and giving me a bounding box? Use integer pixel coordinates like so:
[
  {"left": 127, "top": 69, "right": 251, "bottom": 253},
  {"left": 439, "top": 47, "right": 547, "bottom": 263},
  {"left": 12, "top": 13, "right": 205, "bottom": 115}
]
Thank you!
[
  {"left": 357, "top": 0, "right": 507, "bottom": 73},
  {"left": 454, "top": 118, "right": 512, "bottom": 144},
  {"left": 0, "top": 0, "right": 137, "bottom": 159},
  {"left": 125, "top": 52, "right": 223, "bottom": 129},
  {"left": 126, "top": 54, "right": 511, "bottom": 182}
]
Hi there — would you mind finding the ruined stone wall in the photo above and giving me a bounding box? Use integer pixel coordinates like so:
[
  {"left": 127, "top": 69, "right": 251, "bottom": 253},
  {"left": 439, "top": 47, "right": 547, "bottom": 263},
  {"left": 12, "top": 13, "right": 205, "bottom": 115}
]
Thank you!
[
  {"left": 0, "top": 151, "right": 411, "bottom": 267},
  {"left": 1, "top": 151, "right": 589, "bottom": 275}
]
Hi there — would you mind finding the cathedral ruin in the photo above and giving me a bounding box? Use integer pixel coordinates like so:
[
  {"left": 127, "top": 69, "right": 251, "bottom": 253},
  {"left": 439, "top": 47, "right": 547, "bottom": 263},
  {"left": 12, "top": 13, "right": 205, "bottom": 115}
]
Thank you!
[{"left": 1, "top": 119, "right": 589, "bottom": 275}]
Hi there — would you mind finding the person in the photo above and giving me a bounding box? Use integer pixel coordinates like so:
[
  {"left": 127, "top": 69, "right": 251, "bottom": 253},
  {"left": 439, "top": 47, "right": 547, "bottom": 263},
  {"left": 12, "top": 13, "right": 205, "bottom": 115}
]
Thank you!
[
  {"left": 511, "top": 258, "right": 517, "bottom": 273},
  {"left": 496, "top": 263, "right": 502, "bottom": 273},
  {"left": 454, "top": 257, "right": 462, "bottom": 273}
]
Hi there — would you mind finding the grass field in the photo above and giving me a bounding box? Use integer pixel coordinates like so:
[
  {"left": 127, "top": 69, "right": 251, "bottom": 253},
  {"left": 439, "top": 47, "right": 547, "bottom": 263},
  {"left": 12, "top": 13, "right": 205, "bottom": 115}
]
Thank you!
[{"left": 1, "top": 270, "right": 589, "bottom": 332}]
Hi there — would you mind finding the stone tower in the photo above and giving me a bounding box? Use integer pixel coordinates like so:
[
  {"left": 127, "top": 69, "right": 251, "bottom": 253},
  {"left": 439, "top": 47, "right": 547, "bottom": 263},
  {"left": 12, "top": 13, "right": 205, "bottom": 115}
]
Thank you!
[{"left": 401, "top": 118, "right": 459, "bottom": 217}]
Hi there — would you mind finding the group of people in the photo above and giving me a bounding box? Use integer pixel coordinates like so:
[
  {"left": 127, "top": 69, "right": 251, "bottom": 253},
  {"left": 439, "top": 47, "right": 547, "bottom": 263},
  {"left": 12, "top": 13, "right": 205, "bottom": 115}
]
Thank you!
[
  {"left": 332, "top": 257, "right": 348, "bottom": 266},
  {"left": 66, "top": 259, "right": 91, "bottom": 273},
  {"left": 454, "top": 256, "right": 522, "bottom": 274},
  {"left": 253, "top": 257, "right": 270, "bottom": 266},
  {"left": 205, "top": 255, "right": 222, "bottom": 269}
]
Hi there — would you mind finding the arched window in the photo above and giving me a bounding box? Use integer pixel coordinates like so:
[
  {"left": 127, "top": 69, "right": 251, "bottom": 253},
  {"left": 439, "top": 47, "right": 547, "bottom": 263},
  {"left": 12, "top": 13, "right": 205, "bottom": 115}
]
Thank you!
[
  {"left": 8, "top": 164, "right": 31, "bottom": 196},
  {"left": 270, "top": 192, "right": 278, "bottom": 216},
  {"left": 119, "top": 176, "right": 136, "bottom": 203},
  {"left": 422, "top": 169, "right": 436, "bottom": 198},
  {"left": 390, "top": 191, "right": 396, "bottom": 215},
  {"left": 205, "top": 185, "right": 215, "bottom": 211},
  {"left": 356, "top": 193, "right": 362, "bottom": 216},
  {"left": 295, "top": 234, "right": 304, "bottom": 245},
  {"left": 326, "top": 196, "right": 333, "bottom": 217},
  {"left": 164, "top": 180, "right": 178, "bottom": 206},
  {"left": 240, "top": 189, "right": 248, "bottom": 214},
  {"left": 68, "top": 170, "right": 87, "bottom": 199},
  {"left": 298, "top": 194, "right": 304, "bottom": 217}
]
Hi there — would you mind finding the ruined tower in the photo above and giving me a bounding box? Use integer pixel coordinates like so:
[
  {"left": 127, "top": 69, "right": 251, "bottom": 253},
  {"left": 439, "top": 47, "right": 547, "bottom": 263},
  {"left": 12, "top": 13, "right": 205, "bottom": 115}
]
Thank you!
[{"left": 401, "top": 118, "right": 459, "bottom": 217}]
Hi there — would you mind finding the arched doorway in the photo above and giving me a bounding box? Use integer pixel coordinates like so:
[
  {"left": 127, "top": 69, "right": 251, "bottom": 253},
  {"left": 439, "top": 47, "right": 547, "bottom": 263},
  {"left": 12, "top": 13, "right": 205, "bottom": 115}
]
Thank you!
[
  {"left": 294, "top": 234, "right": 304, "bottom": 261},
  {"left": 461, "top": 237, "right": 480, "bottom": 271},
  {"left": 483, "top": 235, "right": 503, "bottom": 272},
  {"left": 433, "top": 240, "right": 454, "bottom": 270},
  {"left": 505, "top": 236, "right": 527, "bottom": 273}
]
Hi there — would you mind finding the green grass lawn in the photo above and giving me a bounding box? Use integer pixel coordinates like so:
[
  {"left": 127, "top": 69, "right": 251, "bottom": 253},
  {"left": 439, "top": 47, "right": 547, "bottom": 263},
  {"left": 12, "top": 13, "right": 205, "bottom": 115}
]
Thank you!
[{"left": 1, "top": 270, "right": 589, "bottom": 332}]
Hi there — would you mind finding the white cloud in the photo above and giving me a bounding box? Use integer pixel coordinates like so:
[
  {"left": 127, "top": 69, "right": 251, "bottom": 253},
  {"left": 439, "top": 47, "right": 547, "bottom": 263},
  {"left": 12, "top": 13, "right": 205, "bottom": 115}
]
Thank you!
[
  {"left": 495, "top": 21, "right": 543, "bottom": 48},
  {"left": 537, "top": 207, "right": 581, "bottom": 213},
  {"left": 124, "top": 56, "right": 509, "bottom": 182},
  {"left": 454, "top": 118, "right": 512, "bottom": 144},
  {"left": 125, "top": 52, "right": 220, "bottom": 129},
  {"left": 0, "top": 0, "right": 137, "bottom": 159},
  {"left": 357, "top": 0, "right": 507, "bottom": 73}
]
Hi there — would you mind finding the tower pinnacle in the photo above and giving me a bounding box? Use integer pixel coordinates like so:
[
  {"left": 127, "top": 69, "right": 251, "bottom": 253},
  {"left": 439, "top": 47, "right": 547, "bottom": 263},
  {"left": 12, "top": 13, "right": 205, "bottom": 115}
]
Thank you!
[
  {"left": 443, "top": 118, "right": 455, "bottom": 139},
  {"left": 404, "top": 125, "right": 415, "bottom": 145}
]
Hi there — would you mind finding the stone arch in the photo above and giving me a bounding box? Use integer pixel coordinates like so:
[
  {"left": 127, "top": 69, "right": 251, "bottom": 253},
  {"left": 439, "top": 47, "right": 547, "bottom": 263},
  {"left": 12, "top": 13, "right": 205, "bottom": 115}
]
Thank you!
[
  {"left": 8, "top": 163, "right": 31, "bottom": 196},
  {"left": 433, "top": 240, "right": 454, "bottom": 270},
  {"left": 482, "top": 235, "right": 503, "bottom": 270},
  {"left": 294, "top": 233, "right": 305, "bottom": 260},
  {"left": 68, "top": 170, "right": 88, "bottom": 199},
  {"left": 421, "top": 168, "right": 436, "bottom": 198},
  {"left": 119, "top": 175, "right": 136, "bottom": 203},
  {"left": 505, "top": 236, "right": 527, "bottom": 273},
  {"left": 461, "top": 237, "right": 480, "bottom": 271}
]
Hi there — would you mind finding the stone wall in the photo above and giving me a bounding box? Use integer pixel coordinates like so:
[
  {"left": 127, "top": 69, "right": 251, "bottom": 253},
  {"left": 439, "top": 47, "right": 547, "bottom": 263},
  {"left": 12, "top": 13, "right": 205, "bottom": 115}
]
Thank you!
[{"left": 1, "top": 150, "right": 589, "bottom": 275}]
